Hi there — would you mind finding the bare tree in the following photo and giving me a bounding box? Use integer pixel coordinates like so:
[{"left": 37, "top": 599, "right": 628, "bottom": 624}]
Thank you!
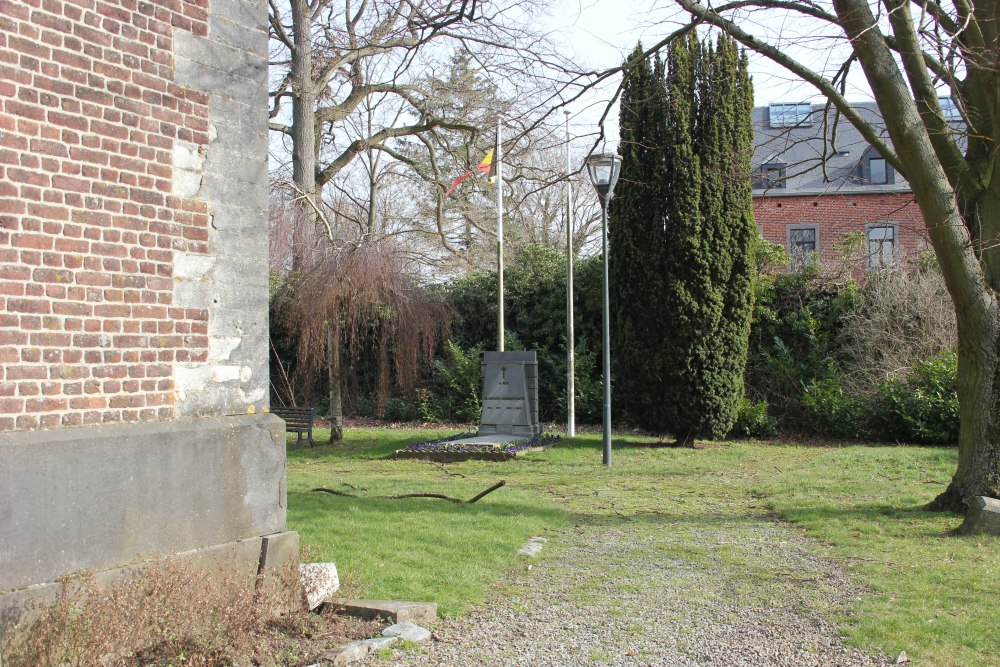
[
  {"left": 267, "top": 0, "right": 576, "bottom": 264},
  {"left": 633, "top": 0, "right": 1000, "bottom": 516}
]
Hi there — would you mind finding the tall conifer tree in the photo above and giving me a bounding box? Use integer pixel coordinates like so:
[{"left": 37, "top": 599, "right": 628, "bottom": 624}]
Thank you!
[
  {"left": 609, "top": 44, "right": 668, "bottom": 421},
  {"left": 611, "top": 34, "right": 755, "bottom": 442}
]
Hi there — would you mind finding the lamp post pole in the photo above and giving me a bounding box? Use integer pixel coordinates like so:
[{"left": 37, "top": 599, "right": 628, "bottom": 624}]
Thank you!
[
  {"left": 565, "top": 111, "right": 575, "bottom": 438},
  {"left": 599, "top": 195, "right": 611, "bottom": 466},
  {"left": 585, "top": 153, "right": 621, "bottom": 468}
]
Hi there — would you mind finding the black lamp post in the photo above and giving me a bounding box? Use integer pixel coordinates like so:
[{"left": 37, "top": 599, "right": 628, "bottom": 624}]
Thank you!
[{"left": 585, "top": 153, "right": 621, "bottom": 467}]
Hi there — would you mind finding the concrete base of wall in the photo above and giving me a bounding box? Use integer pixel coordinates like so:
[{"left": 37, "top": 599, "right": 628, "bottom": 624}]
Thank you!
[
  {"left": 0, "top": 415, "right": 298, "bottom": 636},
  {"left": 0, "top": 531, "right": 300, "bottom": 636}
]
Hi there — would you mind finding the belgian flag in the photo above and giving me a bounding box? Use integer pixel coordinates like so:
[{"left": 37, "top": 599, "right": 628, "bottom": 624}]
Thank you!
[{"left": 445, "top": 134, "right": 498, "bottom": 197}]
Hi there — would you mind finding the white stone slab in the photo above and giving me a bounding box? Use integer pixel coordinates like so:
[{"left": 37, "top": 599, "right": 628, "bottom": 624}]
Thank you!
[
  {"left": 300, "top": 562, "right": 340, "bottom": 610},
  {"left": 517, "top": 536, "right": 548, "bottom": 557},
  {"left": 382, "top": 621, "right": 432, "bottom": 643}
]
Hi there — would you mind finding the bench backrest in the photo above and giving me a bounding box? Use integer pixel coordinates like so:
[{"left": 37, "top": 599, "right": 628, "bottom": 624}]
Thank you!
[{"left": 270, "top": 407, "right": 315, "bottom": 429}]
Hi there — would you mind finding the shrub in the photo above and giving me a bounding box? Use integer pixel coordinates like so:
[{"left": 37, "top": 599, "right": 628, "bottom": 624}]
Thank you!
[
  {"left": 442, "top": 247, "right": 604, "bottom": 423},
  {"left": 747, "top": 271, "right": 863, "bottom": 419},
  {"left": 418, "top": 340, "right": 482, "bottom": 423},
  {"left": 875, "top": 351, "right": 959, "bottom": 444},
  {"left": 837, "top": 264, "right": 956, "bottom": 396},
  {"left": 800, "top": 376, "right": 870, "bottom": 439},
  {"left": 728, "top": 399, "right": 779, "bottom": 439}
]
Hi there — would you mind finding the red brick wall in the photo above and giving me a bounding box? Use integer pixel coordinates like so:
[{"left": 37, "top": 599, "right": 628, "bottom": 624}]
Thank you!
[
  {"left": 0, "top": 0, "right": 211, "bottom": 431},
  {"left": 754, "top": 192, "right": 929, "bottom": 268}
]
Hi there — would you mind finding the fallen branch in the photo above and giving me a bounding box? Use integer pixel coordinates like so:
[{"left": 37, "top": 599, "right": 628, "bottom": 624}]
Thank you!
[{"left": 311, "top": 481, "right": 506, "bottom": 504}]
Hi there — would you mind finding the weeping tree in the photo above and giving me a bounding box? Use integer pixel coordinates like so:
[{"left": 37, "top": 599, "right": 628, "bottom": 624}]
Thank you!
[{"left": 276, "top": 244, "right": 452, "bottom": 441}]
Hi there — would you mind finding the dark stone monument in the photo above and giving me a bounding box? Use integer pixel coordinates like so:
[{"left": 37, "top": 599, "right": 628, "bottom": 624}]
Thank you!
[{"left": 479, "top": 351, "right": 542, "bottom": 437}]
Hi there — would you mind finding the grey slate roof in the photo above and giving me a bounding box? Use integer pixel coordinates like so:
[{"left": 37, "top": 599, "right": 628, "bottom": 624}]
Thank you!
[{"left": 751, "top": 102, "right": 911, "bottom": 196}]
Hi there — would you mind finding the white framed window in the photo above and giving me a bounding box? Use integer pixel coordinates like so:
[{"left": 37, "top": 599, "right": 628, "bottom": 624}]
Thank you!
[
  {"left": 866, "top": 223, "right": 898, "bottom": 269},
  {"left": 769, "top": 102, "right": 813, "bottom": 128},
  {"left": 787, "top": 224, "right": 819, "bottom": 270},
  {"left": 869, "top": 157, "right": 887, "bottom": 184}
]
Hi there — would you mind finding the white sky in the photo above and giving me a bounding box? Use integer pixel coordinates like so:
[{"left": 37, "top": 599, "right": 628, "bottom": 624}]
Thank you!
[{"left": 542, "top": 0, "right": 875, "bottom": 148}]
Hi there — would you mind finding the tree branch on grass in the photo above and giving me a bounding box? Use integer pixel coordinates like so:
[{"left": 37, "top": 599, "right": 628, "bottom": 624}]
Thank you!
[{"left": 311, "top": 480, "right": 505, "bottom": 503}]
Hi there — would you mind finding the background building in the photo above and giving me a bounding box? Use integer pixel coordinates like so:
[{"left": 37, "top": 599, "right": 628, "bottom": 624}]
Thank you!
[{"left": 751, "top": 102, "right": 944, "bottom": 270}]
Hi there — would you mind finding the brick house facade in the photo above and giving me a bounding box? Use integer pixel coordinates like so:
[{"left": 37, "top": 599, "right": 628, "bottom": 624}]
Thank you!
[{"left": 752, "top": 102, "right": 936, "bottom": 270}]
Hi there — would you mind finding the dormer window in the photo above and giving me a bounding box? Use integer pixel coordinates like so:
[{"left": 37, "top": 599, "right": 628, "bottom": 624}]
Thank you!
[
  {"left": 861, "top": 150, "right": 894, "bottom": 185},
  {"left": 768, "top": 103, "right": 812, "bottom": 128},
  {"left": 752, "top": 162, "right": 786, "bottom": 189}
]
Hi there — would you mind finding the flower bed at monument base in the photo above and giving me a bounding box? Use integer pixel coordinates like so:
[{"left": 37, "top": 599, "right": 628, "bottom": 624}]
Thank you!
[{"left": 393, "top": 433, "right": 562, "bottom": 462}]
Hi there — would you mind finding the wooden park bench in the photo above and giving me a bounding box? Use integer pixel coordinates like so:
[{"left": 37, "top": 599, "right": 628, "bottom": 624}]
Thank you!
[{"left": 270, "top": 406, "right": 317, "bottom": 448}]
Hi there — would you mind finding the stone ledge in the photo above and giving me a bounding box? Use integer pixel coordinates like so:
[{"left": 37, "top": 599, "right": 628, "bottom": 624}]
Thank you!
[
  {"left": 331, "top": 599, "right": 437, "bottom": 625},
  {"left": 0, "top": 534, "right": 300, "bottom": 634},
  {"left": 957, "top": 496, "right": 1000, "bottom": 535}
]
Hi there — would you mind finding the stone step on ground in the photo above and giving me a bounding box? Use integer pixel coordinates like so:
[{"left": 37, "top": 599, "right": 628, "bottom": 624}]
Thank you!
[
  {"left": 517, "top": 536, "right": 548, "bottom": 557},
  {"left": 331, "top": 599, "right": 437, "bottom": 625},
  {"left": 307, "top": 622, "right": 433, "bottom": 666},
  {"left": 382, "top": 621, "right": 433, "bottom": 643}
]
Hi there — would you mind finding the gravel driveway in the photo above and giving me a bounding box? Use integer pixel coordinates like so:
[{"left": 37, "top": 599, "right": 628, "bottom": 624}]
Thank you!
[{"left": 373, "top": 513, "right": 895, "bottom": 667}]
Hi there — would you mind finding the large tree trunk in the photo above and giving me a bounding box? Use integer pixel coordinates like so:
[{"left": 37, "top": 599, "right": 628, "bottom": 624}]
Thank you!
[
  {"left": 930, "top": 201, "right": 1000, "bottom": 511},
  {"left": 290, "top": 0, "right": 318, "bottom": 273},
  {"left": 833, "top": 0, "right": 1000, "bottom": 512},
  {"left": 327, "top": 319, "right": 343, "bottom": 443}
]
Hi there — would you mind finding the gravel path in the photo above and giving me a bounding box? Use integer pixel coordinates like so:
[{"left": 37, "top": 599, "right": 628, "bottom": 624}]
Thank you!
[{"left": 373, "top": 515, "right": 895, "bottom": 667}]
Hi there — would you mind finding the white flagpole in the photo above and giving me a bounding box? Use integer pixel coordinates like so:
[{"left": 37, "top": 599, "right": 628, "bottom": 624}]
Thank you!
[
  {"left": 565, "top": 111, "right": 575, "bottom": 437},
  {"left": 496, "top": 116, "right": 504, "bottom": 352}
]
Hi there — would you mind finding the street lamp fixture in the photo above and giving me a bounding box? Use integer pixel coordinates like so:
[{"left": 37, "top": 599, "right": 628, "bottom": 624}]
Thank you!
[
  {"left": 586, "top": 153, "right": 621, "bottom": 206},
  {"left": 585, "top": 152, "right": 621, "bottom": 467}
]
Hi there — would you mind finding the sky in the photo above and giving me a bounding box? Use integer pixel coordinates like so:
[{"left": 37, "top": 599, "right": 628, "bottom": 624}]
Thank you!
[{"left": 541, "top": 0, "right": 875, "bottom": 148}]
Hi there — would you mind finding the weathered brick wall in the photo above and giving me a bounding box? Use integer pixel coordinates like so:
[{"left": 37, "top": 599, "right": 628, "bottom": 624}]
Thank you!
[
  {"left": 0, "top": 1, "right": 286, "bottom": 623},
  {"left": 0, "top": 0, "right": 268, "bottom": 431},
  {"left": 754, "top": 192, "right": 930, "bottom": 267}
]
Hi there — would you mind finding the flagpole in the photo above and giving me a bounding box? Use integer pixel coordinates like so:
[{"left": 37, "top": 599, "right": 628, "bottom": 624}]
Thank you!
[
  {"left": 564, "top": 111, "right": 575, "bottom": 437},
  {"left": 496, "top": 115, "right": 504, "bottom": 352}
]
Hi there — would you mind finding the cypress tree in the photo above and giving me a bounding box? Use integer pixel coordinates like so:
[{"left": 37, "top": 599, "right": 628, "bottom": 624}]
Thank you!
[
  {"left": 614, "top": 34, "right": 755, "bottom": 442},
  {"left": 609, "top": 44, "right": 668, "bottom": 422},
  {"left": 656, "top": 33, "right": 709, "bottom": 439},
  {"left": 673, "top": 34, "right": 756, "bottom": 440}
]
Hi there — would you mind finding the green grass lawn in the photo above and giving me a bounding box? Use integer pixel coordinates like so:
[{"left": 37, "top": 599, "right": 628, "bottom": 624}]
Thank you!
[{"left": 286, "top": 429, "right": 999, "bottom": 667}]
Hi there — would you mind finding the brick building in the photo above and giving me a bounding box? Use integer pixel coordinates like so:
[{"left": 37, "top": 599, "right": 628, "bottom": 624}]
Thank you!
[
  {"left": 752, "top": 102, "right": 937, "bottom": 270},
  {"left": 0, "top": 0, "right": 294, "bottom": 629}
]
